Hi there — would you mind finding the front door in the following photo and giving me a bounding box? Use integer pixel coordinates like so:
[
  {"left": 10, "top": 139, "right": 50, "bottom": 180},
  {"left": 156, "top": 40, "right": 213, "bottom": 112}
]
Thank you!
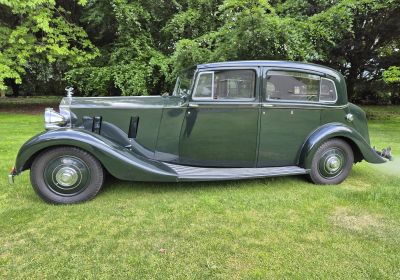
[
  {"left": 179, "top": 68, "right": 260, "bottom": 167},
  {"left": 258, "top": 69, "right": 322, "bottom": 167}
]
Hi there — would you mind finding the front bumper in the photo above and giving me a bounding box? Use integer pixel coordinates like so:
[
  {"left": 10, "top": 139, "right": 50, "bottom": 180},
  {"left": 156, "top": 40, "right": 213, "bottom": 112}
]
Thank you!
[{"left": 8, "top": 167, "right": 17, "bottom": 184}]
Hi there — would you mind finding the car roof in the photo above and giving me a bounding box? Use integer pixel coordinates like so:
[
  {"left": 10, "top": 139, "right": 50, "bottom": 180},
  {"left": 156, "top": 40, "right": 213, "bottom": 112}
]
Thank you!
[{"left": 197, "top": 60, "right": 341, "bottom": 77}]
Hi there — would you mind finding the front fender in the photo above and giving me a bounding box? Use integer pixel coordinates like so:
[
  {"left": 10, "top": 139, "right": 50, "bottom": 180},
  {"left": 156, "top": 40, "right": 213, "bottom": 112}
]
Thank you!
[
  {"left": 299, "top": 123, "right": 386, "bottom": 169},
  {"left": 15, "top": 129, "right": 177, "bottom": 182}
]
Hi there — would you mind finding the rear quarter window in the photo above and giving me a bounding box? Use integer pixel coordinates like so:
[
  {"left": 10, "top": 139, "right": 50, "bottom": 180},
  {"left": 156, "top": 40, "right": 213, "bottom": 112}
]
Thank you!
[{"left": 320, "top": 78, "right": 337, "bottom": 102}]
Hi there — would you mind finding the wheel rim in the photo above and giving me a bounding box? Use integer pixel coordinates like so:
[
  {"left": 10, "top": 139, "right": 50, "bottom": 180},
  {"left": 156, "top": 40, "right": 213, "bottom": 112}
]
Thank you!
[
  {"left": 318, "top": 148, "right": 346, "bottom": 179},
  {"left": 43, "top": 156, "right": 90, "bottom": 196}
]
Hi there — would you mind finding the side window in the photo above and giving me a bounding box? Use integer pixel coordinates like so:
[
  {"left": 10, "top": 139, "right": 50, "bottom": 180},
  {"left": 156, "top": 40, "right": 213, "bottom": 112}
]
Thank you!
[
  {"left": 214, "top": 70, "right": 255, "bottom": 99},
  {"left": 266, "top": 71, "right": 320, "bottom": 102},
  {"left": 320, "top": 78, "right": 337, "bottom": 102},
  {"left": 193, "top": 72, "right": 213, "bottom": 99},
  {"left": 193, "top": 70, "right": 255, "bottom": 100}
]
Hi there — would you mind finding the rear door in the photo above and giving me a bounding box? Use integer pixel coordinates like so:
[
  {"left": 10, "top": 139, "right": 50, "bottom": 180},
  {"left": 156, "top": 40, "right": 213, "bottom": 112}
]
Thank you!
[
  {"left": 257, "top": 68, "right": 323, "bottom": 167},
  {"left": 179, "top": 68, "right": 260, "bottom": 167}
]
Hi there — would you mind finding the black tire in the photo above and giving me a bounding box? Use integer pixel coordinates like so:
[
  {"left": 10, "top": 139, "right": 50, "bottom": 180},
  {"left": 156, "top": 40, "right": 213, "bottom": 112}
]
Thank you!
[
  {"left": 30, "top": 146, "right": 104, "bottom": 204},
  {"left": 308, "top": 139, "right": 354, "bottom": 185}
]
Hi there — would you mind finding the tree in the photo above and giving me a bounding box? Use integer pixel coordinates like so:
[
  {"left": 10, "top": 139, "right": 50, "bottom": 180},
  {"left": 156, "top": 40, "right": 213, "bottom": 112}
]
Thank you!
[
  {"left": 66, "top": 0, "right": 171, "bottom": 96},
  {"left": 1, "top": 0, "right": 399, "bottom": 100},
  {"left": 329, "top": 0, "right": 400, "bottom": 100},
  {"left": 0, "top": 0, "right": 99, "bottom": 95},
  {"left": 170, "top": 0, "right": 352, "bottom": 75},
  {"left": 170, "top": 0, "right": 400, "bottom": 103},
  {"left": 383, "top": 66, "right": 400, "bottom": 104},
  {"left": 276, "top": 0, "right": 400, "bottom": 100}
]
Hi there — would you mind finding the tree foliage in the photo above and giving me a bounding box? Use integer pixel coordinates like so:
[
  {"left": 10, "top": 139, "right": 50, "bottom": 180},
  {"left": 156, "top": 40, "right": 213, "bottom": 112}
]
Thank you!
[
  {"left": 65, "top": 0, "right": 171, "bottom": 96},
  {"left": 0, "top": 0, "right": 399, "bottom": 101},
  {"left": 383, "top": 66, "right": 400, "bottom": 84},
  {"left": 0, "top": 0, "right": 98, "bottom": 91},
  {"left": 170, "top": 0, "right": 351, "bottom": 72},
  {"left": 318, "top": 0, "right": 400, "bottom": 99}
]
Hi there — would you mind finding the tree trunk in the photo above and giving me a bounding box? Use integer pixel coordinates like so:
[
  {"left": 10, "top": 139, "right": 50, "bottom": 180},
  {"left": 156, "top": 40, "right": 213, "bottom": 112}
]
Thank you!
[{"left": 346, "top": 63, "right": 359, "bottom": 102}]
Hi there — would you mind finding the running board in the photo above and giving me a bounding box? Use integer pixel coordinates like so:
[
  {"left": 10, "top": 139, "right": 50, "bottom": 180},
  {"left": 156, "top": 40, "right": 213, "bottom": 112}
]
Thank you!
[{"left": 164, "top": 163, "right": 308, "bottom": 181}]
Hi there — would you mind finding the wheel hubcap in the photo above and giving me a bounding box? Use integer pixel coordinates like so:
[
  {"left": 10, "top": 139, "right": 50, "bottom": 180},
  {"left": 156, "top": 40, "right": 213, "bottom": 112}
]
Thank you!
[
  {"left": 44, "top": 156, "right": 90, "bottom": 196},
  {"left": 55, "top": 167, "right": 79, "bottom": 187},
  {"left": 325, "top": 156, "right": 341, "bottom": 173},
  {"left": 318, "top": 148, "right": 345, "bottom": 179}
]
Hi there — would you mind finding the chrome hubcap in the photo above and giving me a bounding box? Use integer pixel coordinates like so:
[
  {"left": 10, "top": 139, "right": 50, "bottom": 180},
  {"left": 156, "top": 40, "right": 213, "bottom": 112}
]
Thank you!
[
  {"left": 55, "top": 167, "right": 79, "bottom": 187},
  {"left": 325, "top": 156, "right": 341, "bottom": 173},
  {"left": 318, "top": 147, "right": 346, "bottom": 179},
  {"left": 44, "top": 156, "right": 90, "bottom": 196}
]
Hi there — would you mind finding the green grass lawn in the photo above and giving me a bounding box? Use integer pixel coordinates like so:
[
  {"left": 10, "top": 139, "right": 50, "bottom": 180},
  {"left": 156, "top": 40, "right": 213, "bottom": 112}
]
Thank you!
[{"left": 1, "top": 110, "right": 400, "bottom": 279}]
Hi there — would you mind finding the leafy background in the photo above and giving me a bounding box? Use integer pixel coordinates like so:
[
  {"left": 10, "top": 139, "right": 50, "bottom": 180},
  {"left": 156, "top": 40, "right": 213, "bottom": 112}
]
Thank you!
[{"left": 0, "top": 0, "right": 399, "bottom": 103}]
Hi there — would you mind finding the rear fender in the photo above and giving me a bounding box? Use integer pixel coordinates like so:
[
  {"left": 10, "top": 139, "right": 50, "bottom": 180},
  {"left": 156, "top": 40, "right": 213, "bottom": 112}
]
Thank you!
[
  {"left": 15, "top": 129, "right": 177, "bottom": 182},
  {"left": 299, "top": 123, "right": 386, "bottom": 169}
]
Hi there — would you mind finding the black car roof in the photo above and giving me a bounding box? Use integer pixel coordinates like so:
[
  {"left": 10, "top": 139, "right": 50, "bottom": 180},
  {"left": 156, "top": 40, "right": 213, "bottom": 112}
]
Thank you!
[{"left": 197, "top": 60, "right": 341, "bottom": 78}]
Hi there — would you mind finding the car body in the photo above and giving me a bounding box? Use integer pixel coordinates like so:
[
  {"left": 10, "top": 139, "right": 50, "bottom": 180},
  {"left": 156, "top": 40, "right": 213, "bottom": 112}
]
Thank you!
[{"left": 10, "top": 61, "right": 391, "bottom": 204}]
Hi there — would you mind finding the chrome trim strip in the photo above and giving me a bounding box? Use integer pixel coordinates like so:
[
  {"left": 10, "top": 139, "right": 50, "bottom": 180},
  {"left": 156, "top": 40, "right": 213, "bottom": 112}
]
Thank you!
[
  {"left": 187, "top": 105, "right": 259, "bottom": 109},
  {"left": 69, "top": 103, "right": 346, "bottom": 110},
  {"left": 261, "top": 103, "right": 348, "bottom": 109}
]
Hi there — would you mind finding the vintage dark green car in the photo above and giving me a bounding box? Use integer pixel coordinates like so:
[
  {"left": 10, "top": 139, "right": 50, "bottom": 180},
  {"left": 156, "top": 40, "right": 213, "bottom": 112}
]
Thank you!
[{"left": 10, "top": 61, "right": 392, "bottom": 204}]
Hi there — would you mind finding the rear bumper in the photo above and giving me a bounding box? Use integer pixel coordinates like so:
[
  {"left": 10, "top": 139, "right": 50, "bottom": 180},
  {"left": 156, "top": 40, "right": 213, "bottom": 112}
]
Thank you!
[{"left": 373, "top": 146, "right": 393, "bottom": 161}]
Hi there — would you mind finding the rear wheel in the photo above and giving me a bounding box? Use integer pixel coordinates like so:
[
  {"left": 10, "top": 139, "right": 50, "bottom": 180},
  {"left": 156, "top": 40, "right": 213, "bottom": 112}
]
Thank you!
[
  {"left": 30, "top": 147, "right": 104, "bottom": 204},
  {"left": 308, "top": 139, "right": 354, "bottom": 185}
]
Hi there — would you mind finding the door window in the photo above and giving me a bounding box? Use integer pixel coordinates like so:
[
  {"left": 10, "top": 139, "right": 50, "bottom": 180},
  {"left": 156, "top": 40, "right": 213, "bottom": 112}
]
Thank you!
[
  {"left": 265, "top": 70, "right": 337, "bottom": 103},
  {"left": 193, "top": 70, "right": 255, "bottom": 100},
  {"left": 193, "top": 72, "right": 213, "bottom": 99},
  {"left": 265, "top": 71, "right": 320, "bottom": 102}
]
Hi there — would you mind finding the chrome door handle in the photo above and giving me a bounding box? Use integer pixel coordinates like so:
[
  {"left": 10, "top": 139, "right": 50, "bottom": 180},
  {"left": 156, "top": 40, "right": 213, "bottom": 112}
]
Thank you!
[
  {"left": 189, "top": 103, "right": 199, "bottom": 108},
  {"left": 262, "top": 104, "right": 274, "bottom": 108}
]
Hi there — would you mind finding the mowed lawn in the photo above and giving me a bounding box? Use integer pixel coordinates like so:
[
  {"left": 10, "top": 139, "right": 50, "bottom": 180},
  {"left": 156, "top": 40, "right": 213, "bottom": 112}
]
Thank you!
[{"left": 1, "top": 109, "right": 400, "bottom": 279}]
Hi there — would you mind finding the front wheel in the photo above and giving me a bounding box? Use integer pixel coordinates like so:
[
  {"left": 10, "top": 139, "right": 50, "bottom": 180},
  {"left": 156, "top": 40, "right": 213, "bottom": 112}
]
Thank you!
[
  {"left": 30, "top": 147, "right": 104, "bottom": 204},
  {"left": 308, "top": 139, "right": 354, "bottom": 185}
]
